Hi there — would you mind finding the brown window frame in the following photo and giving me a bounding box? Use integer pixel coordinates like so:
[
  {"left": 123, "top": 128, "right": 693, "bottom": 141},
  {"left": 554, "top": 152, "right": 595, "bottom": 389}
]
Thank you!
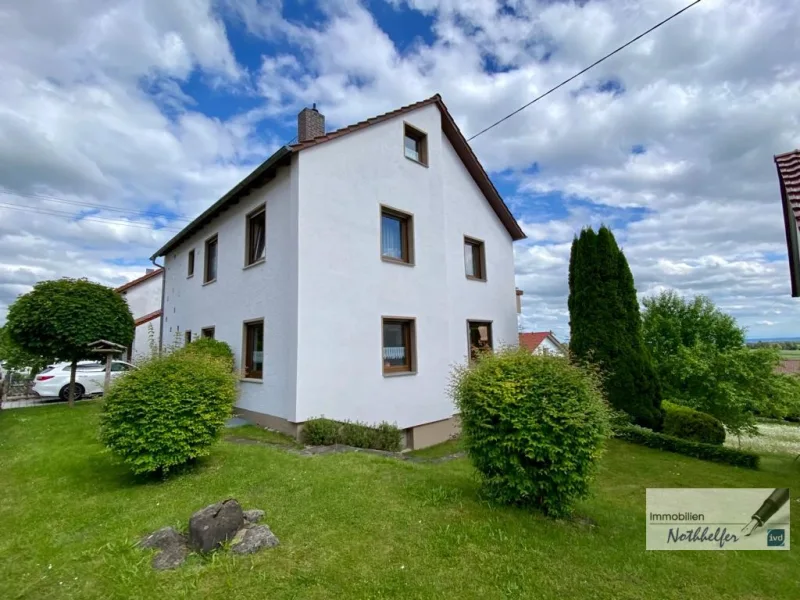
[
  {"left": 187, "top": 249, "right": 195, "bottom": 278},
  {"left": 201, "top": 326, "right": 215, "bottom": 339},
  {"left": 380, "top": 205, "right": 414, "bottom": 265},
  {"left": 204, "top": 234, "right": 218, "bottom": 284},
  {"left": 467, "top": 320, "right": 493, "bottom": 363},
  {"left": 184, "top": 330, "right": 192, "bottom": 345},
  {"left": 382, "top": 317, "right": 417, "bottom": 375},
  {"left": 245, "top": 205, "right": 266, "bottom": 267},
  {"left": 403, "top": 123, "right": 428, "bottom": 166},
  {"left": 464, "top": 236, "right": 487, "bottom": 281},
  {"left": 243, "top": 319, "right": 264, "bottom": 380}
]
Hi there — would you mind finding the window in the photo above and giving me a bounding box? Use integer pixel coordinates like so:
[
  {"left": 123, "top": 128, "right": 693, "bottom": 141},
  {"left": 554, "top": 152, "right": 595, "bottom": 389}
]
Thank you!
[
  {"left": 403, "top": 123, "right": 428, "bottom": 165},
  {"left": 381, "top": 206, "right": 414, "bottom": 264},
  {"left": 201, "top": 327, "right": 215, "bottom": 339},
  {"left": 244, "top": 320, "right": 264, "bottom": 379},
  {"left": 110, "top": 362, "right": 133, "bottom": 372},
  {"left": 464, "top": 237, "right": 486, "bottom": 280},
  {"left": 185, "top": 330, "right": 192, "bottom": 345},
  {"left": 382, "top": 317, "right": 416, "bottom": 374},
  {"left": 187, "top": 249, "right": 195, "bottom": 277},
  {"left": 204, "top": 235, "right": 218, "bottom": 283},
  {"left": 246, "top": 206, "right": 266, "bottom": 266},
  {"left": 468, "top": 321, "right": 493, "bottom": 363}
]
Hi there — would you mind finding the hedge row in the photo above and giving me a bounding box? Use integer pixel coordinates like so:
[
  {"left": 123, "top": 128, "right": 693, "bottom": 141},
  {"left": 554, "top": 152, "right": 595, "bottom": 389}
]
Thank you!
[
  {"left": 301, "top": 417, "right": 402, "bottom": 452},
  {"left": 615, "top": 425, "right": 759, "bottom": 469}
]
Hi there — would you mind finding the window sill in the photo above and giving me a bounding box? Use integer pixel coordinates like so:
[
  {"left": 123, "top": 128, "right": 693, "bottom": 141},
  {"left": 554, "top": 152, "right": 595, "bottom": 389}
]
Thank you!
[
  {"left": 187, "top": 274, "right": 194, "bottom": 279},
  {"left": 202, "top": 279, "right": 217, "bottom": 286},
  {"left": 240, "top": 377, "right": 263, "bottom": 384},
  {"left": 383, "top": 370, "right": 417, "bottom": 378},
  {"left": 381, "top": 256, "right": 415, "bottom": 267},
  {"left": 466, "top": 275, "right": 487, "bottom": 282},
  {"left": 243, "top": 259, "right": 266, "bottom": 271},
  {"left": 404, "top": 156, "right": 429, "bottom": 168}
]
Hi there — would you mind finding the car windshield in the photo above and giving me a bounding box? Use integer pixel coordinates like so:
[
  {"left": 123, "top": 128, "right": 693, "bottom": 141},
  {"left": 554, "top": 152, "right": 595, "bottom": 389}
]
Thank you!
[{"left": 38, "top": 367, "right": 54, "bottom": 374}]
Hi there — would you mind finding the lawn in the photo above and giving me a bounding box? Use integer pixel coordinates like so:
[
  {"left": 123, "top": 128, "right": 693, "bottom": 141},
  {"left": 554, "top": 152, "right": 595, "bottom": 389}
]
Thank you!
[
  {"left": 727, "top": 420, "right": 800, "bottom": 456},
  {"left": 1, "top": 402, "right": 798, "bottom": 600}
]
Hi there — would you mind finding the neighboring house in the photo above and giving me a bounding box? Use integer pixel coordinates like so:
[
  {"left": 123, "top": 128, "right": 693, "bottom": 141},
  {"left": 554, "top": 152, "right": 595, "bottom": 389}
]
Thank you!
[
  {"left": 115, "top": 268, "right": 163, "bottom": 361},
  {"left": 775, "top": 149, "right": 800, "bottom": 296},
  {"left": 519, "top": 331, "right": 567, "bottom": 357},
  {"left": 150, "top": 94, "right": 526, "bottom": 449}
]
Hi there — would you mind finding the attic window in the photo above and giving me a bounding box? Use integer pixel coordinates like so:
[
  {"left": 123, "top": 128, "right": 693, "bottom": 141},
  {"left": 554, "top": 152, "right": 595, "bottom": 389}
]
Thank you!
[{"left": 404, "top": 123, "right": 428, "bottom": 166}]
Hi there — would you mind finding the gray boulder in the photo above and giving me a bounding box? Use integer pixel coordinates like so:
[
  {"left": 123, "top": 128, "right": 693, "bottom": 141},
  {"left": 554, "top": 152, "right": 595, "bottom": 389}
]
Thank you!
[
  {"left": 139, "top": 526, "right": 190, "bottom": 570},
  {"left": 188, "top": 499, "right": 244, "bottom": 553},
  {"left": 231, "top": 525, "right": 280, "bottom": 555},
  {"left": 243, "top": 509, "right": 265, "bottom": 524}
]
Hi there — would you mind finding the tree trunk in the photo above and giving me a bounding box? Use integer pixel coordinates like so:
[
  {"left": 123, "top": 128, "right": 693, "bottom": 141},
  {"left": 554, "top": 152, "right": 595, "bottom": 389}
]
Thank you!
[{"left": 68, "top": 359, "right": 77, "bottom": 408}]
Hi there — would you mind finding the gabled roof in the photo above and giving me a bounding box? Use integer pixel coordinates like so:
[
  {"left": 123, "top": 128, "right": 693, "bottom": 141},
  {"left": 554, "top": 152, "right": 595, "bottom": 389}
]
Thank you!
[
  {"left": 115, "top": 268, "right": 163, "bottom": 293},
  {"left": 151, "top": 94, "right": 525, "bottom": 259},
  {"left": 519, "top": 331, "right": 566, "bottom": 353},
  {"left": 775, "top": 150, "right": 800, "bottom": 297}
]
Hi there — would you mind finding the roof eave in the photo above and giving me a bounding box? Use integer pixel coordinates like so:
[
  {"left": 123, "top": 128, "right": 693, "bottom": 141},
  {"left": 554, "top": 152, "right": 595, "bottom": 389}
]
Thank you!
[
  {"left": 151, "top": 145, "right": 293, "bottom": 260},
  {"left": 776, "top": 156, "right": 800, "bottom": 297}
]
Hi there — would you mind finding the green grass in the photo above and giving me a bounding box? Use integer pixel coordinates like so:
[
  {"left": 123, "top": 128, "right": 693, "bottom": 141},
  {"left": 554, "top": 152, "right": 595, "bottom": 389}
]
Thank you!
[
  {"left": 406, "top": 438, "right": 462, "bottom": 459},
  {"left": 224, "top": 424, "right": 301, "bottom": 447},
  {"left": 726, "top": 421, "right": 800, "bottom": 456},
  {"left": 1, "top": 402, "right": 798, "bottom": 600},
  {"left": 779, "top": 350, "right": 800, "bottom": 359}
]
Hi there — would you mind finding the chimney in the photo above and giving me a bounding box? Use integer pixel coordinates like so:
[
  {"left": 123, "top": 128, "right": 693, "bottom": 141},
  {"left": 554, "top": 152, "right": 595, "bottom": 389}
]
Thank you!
[{"left": 297, "top": 103, "right": 325, "bottom": 142}]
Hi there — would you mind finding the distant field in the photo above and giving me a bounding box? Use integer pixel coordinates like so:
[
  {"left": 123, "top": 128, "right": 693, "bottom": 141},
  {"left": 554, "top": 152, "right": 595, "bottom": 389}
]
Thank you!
[{"left": 780, "top": 350, "right": 800, "bottom": 359}]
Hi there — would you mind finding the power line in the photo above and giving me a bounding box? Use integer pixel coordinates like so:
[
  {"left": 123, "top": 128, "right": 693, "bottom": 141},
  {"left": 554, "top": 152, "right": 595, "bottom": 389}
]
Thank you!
[
  {"left": 466, "top": 0, "right": 705, "bottom": 142},
  {"left": 0, "top": 202, "right": 183, "bottom": 232},
  {"left": 0, "top": 188, "right": 192, "bottom": 223}
]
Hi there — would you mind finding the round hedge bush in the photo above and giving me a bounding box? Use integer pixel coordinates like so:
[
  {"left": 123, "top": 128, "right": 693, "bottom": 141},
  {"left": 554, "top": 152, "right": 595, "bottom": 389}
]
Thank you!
[
  {"left": 662, "top": 401, "right": 726, "bottom": 445},
  {"left": 176, "top": 337, "right": 235, "bottom": 372},
  {"left": 99, "top": 352, "right": 237, "bottom": 475},
  {"left": 451, "top": 347, "right": 610, "bottom": 518}
]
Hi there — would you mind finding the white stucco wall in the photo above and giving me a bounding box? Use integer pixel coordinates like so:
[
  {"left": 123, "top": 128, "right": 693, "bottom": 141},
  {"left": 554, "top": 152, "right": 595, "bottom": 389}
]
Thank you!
[
  {"left": 161, "top": 165, "right": 299, "bottom": 421},
  {"left": 294, "top": 104, "right": 518, "bottom": 429},
  {"left": 533, "top": 337, "right": 565, "bottom": 356},
  {"left": 119, "top": 272, "right": 162, "bottom": 359}
]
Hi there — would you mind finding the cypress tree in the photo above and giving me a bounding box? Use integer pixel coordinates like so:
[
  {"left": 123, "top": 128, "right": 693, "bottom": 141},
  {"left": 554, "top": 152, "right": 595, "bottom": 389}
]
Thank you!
[{"left": 568, "top": 226, "right": 662, "bottom": 429}]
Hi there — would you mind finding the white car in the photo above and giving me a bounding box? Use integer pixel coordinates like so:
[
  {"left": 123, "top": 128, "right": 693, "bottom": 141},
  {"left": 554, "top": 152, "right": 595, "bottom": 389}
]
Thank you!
[{"left": 32, "top": 360, "right": 136, "bottom": 401}]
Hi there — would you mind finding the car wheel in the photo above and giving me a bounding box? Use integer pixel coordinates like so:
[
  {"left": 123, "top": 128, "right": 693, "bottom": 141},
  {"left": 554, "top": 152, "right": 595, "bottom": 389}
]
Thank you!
[{"left": 59, "top": 383, "right": 85, "bottom": 402}]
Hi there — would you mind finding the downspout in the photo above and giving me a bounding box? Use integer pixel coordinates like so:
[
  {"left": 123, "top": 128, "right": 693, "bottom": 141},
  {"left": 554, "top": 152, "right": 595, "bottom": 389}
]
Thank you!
[{"left": 151, "top": 256, "right": 165, "bottom": 355}]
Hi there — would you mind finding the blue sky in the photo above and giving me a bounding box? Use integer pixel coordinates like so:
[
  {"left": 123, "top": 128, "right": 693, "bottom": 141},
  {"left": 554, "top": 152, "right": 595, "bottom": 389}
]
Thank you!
[{"left": 1, "top": 0, "right": 799, "bottom": 338}]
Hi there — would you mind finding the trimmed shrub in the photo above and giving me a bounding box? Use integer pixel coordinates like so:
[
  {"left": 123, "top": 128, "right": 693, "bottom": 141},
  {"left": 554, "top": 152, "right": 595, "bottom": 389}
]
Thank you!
[
  {"left": 662, "top": 401, "right": 726, "bottom": 445},
  {"left": 176, "top": 337, "right": 235, "bottom": 372},
  {"left": 616, "top": 425, "right": 759, "bottom": 469},
  {"left": 451, "top": 347, "right": 610, "bottom": 518},
  {"left": 301, "top": 418, "right": 402, "bottom": 452},
  {"left": 99, "top": 352, "right": 237, "bottom": 475}
]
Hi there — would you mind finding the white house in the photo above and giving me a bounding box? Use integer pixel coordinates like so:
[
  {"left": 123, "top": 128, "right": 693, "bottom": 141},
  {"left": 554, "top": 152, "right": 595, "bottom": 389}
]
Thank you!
[
  {"left": 519, "top": 332, "right": 567, "bottom": 357},
  {"left": 150, "top": 94, "right": 526, "bottom": 449},
  {"left": 115, "top": 268, "right": 163, "bottom": 361}
]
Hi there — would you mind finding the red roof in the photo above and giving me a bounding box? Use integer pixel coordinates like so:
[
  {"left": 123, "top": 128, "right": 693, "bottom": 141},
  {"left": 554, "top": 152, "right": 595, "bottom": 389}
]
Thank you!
[
  {"left": 115, "top": 268, "right": 163, "bottom": 293},
  {"left": 776, "top": 150, "right": 800, "bottom": 296},
  {"left": 134, "top": 309, "right": 162, "bottom": 327},
  {"left": 519, "top": 332, "right": 552, "bottom": 352}
]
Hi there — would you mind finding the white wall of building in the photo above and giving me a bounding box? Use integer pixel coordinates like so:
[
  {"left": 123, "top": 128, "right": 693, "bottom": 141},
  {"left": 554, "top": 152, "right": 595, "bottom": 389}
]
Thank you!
[
  {"left": 161, "top": 166, "right": 299, "bottom": 421},
  {"left": 533, "top": 337, "right": 564, "bottom": 356},
  {"left": 294, "top": 104, "right": 518, "bottom": 429},
  {"left": 119, "top": 272, "right": 162, "bottom": 359}
]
